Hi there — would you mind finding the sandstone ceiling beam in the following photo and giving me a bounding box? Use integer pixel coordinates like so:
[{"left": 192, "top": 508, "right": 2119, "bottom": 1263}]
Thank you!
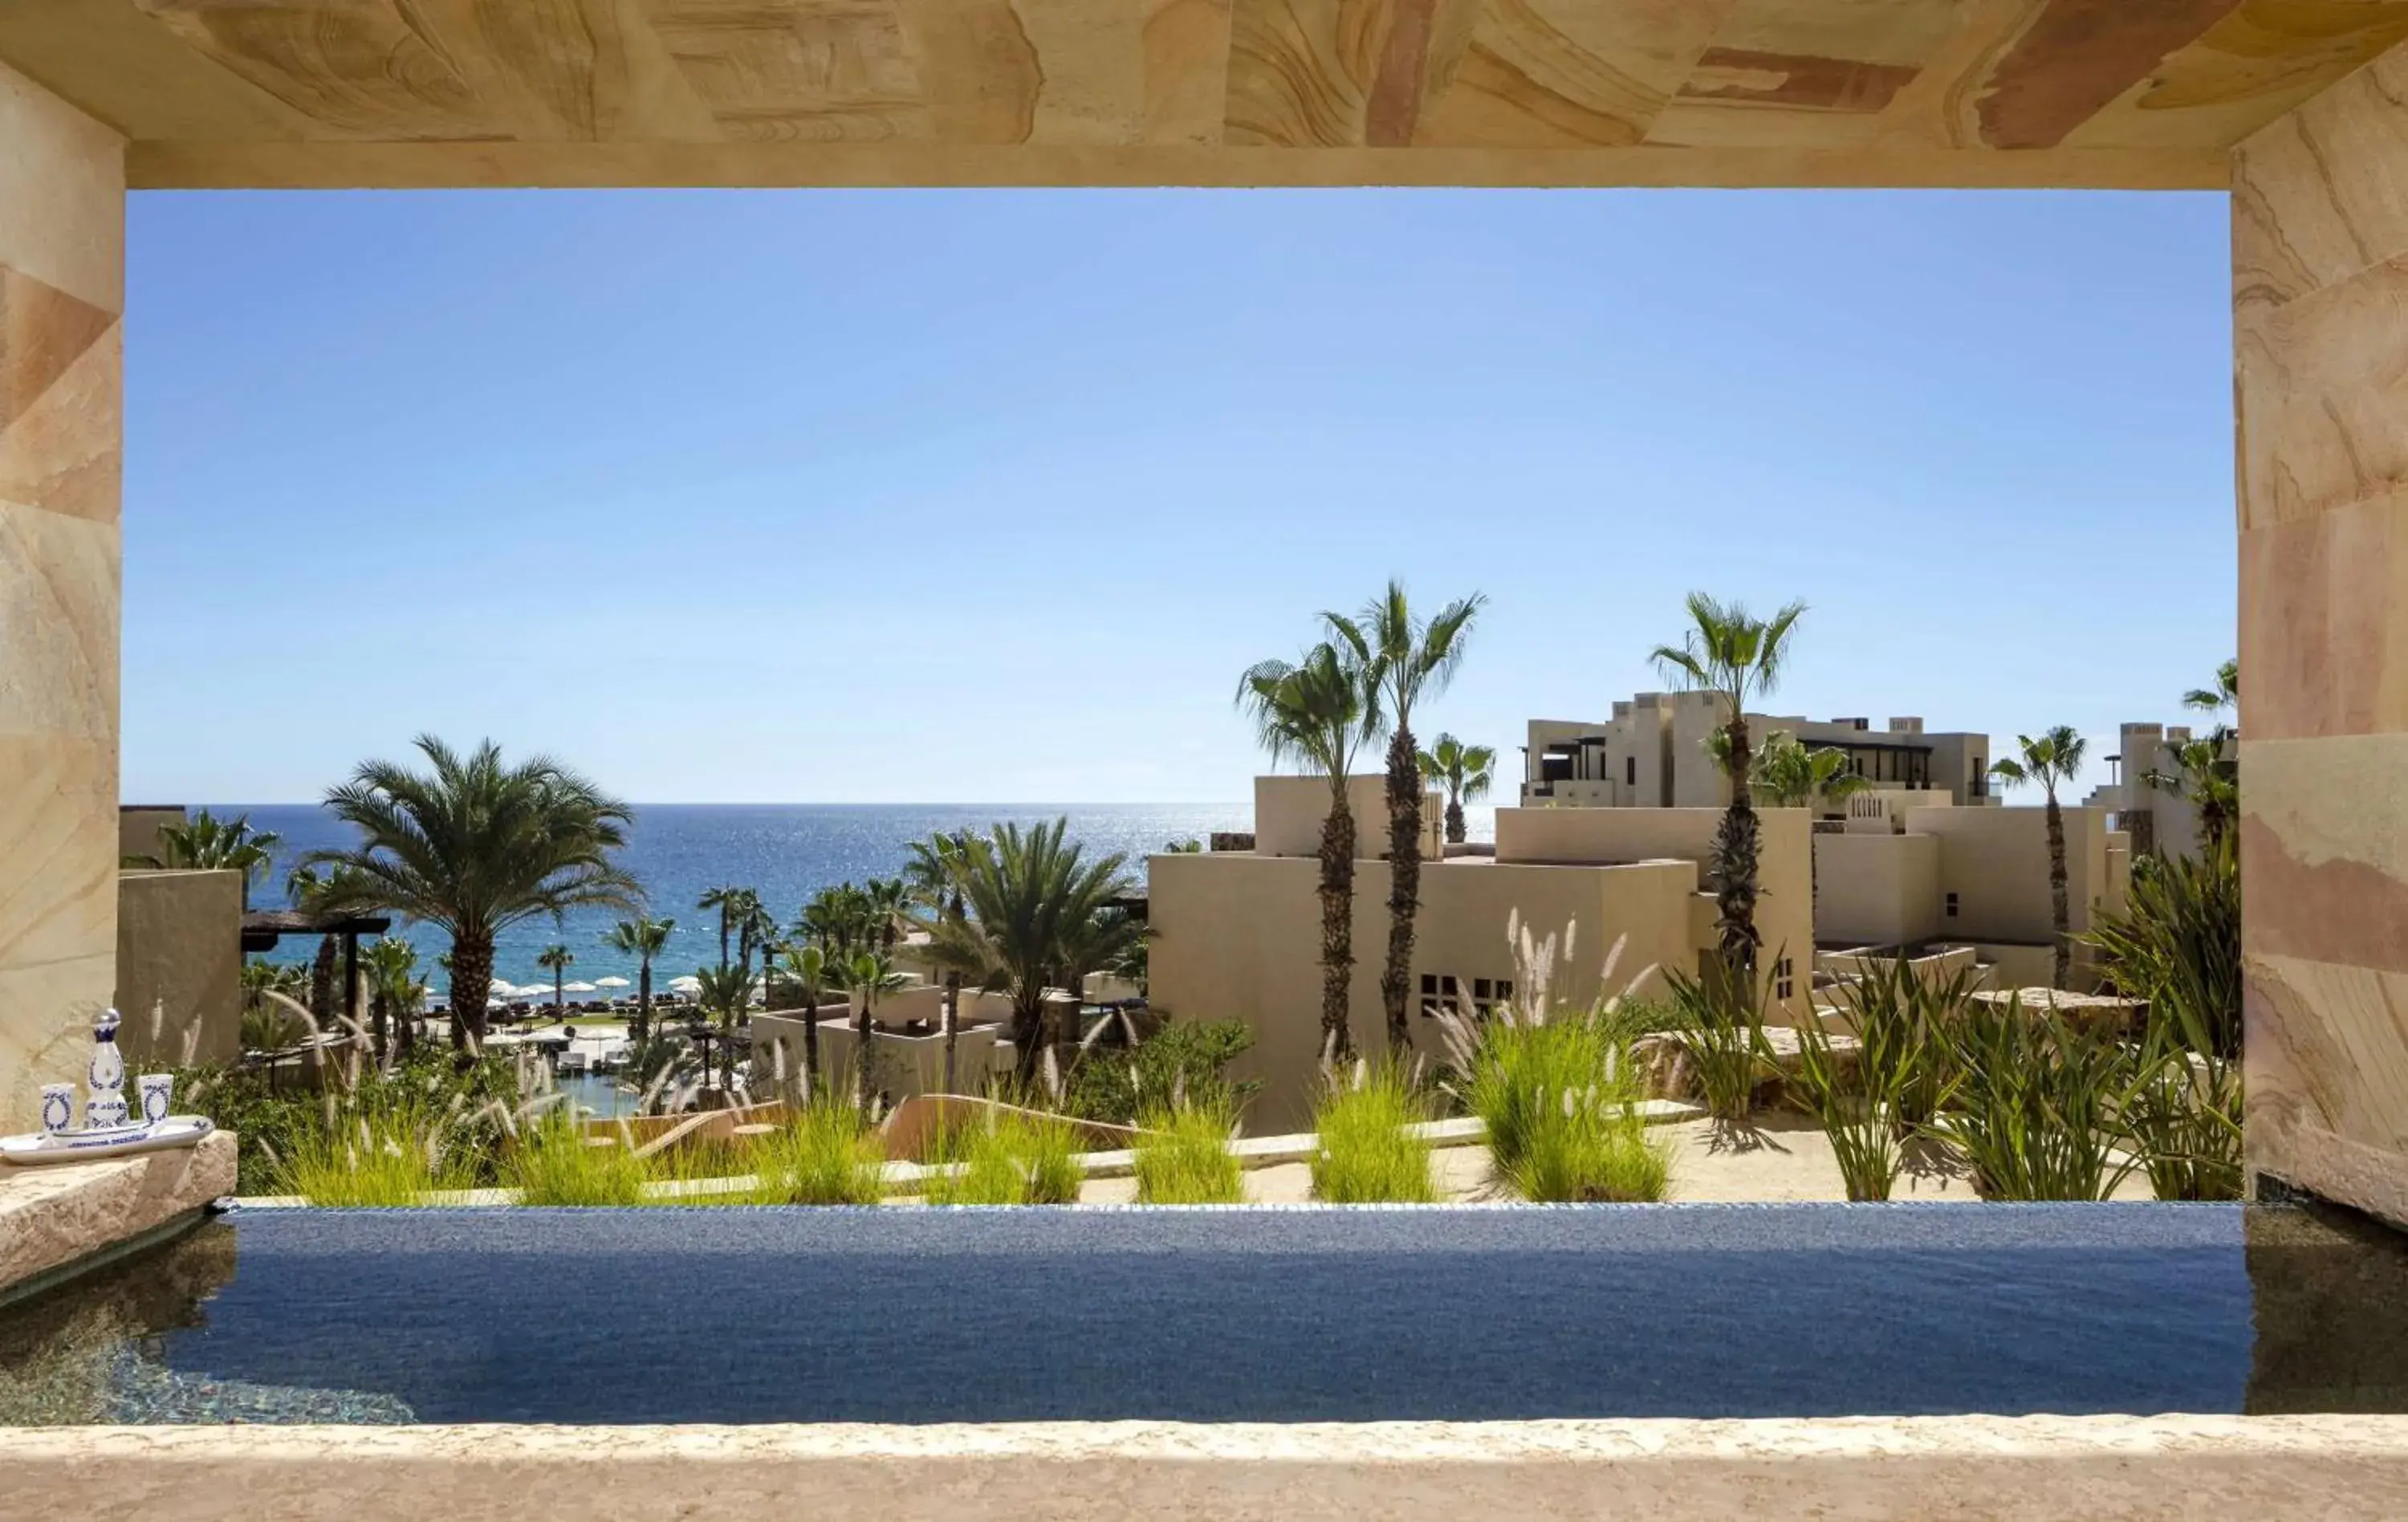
[{"left": 120, "top": 139, "right": 2230, "bottom": 190}]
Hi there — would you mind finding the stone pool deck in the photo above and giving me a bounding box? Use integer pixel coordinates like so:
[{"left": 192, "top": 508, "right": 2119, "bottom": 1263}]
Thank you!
[
  {"left": 4, "top": 1416, "right": 2406, "bottom": 1520},
  {"left": 0, "top": 1132, "right": 234, "bottom": 1300}
]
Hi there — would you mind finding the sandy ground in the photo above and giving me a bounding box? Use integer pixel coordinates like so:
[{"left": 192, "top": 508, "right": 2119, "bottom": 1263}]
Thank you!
[{"left": 1071, "top": 1114, "right": 2158, "bottom": 1205}]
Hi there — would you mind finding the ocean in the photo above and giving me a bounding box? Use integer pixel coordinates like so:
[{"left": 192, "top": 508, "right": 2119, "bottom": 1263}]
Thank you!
[{"left": 223, "top": 803, "right": 1259, "bottom": 997}]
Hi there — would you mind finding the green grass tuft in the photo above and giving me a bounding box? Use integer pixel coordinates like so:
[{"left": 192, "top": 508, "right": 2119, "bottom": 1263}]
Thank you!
[
  {"left": 502, "top": 1106, "right": 649, "bottom": 1206},
  {"left": 1310, "top": 1065, "right": 1438, "bottom": 1203},
  {"left": 750, "top": 1098, "right": 888, "bottom": 1206},
  {"left": 925, "top": 1110, "right": 1084, "bottom": 1205},
  {"left": 1132, "top": 1106, "right": 1243, "bottom": 1204}
]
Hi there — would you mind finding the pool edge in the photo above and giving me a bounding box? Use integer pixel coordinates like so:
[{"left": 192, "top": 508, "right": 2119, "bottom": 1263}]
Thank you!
[{"left": 5, "top": 1415, "right": 2406, "bottom": 1520}]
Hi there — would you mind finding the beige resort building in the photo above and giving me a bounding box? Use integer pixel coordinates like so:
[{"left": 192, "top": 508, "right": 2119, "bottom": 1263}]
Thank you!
[
  {"left": 1522, "top": 693, "right": 1994, "bottom": 809},
  {"left": 1153, "top": 702, "right": 2142, "bottom": 1133}
]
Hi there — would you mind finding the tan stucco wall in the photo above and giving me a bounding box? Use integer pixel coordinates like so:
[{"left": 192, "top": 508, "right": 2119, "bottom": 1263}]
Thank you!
[
  {"left": 1493, "top": 806, "right": 1813, "bottom": 1015},
  {"left": 1814, "top": 832, "right": 1942, "bottom": 949},
  {"left": 7, "top": 1418, "right": 2408, "bottom": 1521},
  {"left": 1907, "top": 805, "right": 2113, "bottom": 946},
  {"left": 113, "top": 869, "right": 241, "bottom": 1069},
  {"left": 1253, "top": 775, "right": 1441, "bottom": 861},
  {"left": 116, "top": 805, "right": 182, "bottom": 865},
  {"left": 0, "top": 61, "right": 123, "bottom": 1130},
  {"left": 1148, "top": 851, "right": 1698, "bottom": 1134}
]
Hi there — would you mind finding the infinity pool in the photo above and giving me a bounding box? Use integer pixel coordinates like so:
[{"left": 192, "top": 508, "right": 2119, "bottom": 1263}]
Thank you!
[{"left": 4, "top": 1202, "right": 2403, "bottom": 1425}]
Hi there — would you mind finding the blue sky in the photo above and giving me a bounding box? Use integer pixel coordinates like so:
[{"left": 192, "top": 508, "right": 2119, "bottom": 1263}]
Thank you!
[{"left": 124, "top": 188, "right": 2233, "bottom": 804}]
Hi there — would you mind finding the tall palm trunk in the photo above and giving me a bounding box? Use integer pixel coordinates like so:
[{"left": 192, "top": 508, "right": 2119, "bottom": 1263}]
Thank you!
[
  {"left": 2044, "top": 787, "right": 2071, "bottom": 989},
  {"left": 941, "top": 971, "right": 961, "bottom": 1093},
  {"left": 369, "top": 987, "right": 390, "bottom": 1065},
  {"left": 633, "top": 958, "right": 653, "bottom": 1048},
  {"left": 1318, "top": 783, "right": 1358, "bottom": 1066},
  {"left": 1380, "top": 726, "right": 1424, "bottom": 1056},
  {"left": 1444, "top": 791, "right": 1466, "bottom": 845},
  {"left": 1713, "top": 711, "right": 1763, "bottom": 976},
  {"left": 309, "top": 935, "right": 336, "bottom": 1027},
  {"left": 717, "top": 907, "right": 730, "bottom": 971},
  {"left": 450, "top": 934, "right": 494, "bottom": 1050},
  {"left": 855, "top": 994, "right": 877, "bottom": 1121},
  {"left": 800, "top": 985, "right": 821, "bottom": 1102}
]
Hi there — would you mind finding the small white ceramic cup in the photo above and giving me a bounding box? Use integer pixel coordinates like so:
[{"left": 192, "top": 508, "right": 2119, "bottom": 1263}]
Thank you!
[
  {"left": 39, "top": 1084, "right": 75, "bottom": 1134},
  {"left": 138, "top": 1073, "right": 174, "bottom": 1125}
]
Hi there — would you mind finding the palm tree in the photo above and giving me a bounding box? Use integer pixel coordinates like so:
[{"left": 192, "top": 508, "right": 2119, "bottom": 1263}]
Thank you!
[
  {"left": 904, "top": 830, "right": 976, "bottom": 1093},
  {"left": 734, "top": 891, "right": 777, "bottom": 979},
  {"left": 1991, "top": 725, "right": 2089, "bottom": 989},
  {"left": 840, "top": 949, "right": 908, "bottom": 1118},
  {"left": 360, "top": 937, "right": 421, "bottom": 1063},
  {"left": 697, "top": 885, "right": 745, "bottom": 971},
  {"left": 1417, "top": 733, "right": 1497, "bottom": 845},
  {"left": 692, "top": 962, "right": 757, "bottom": 1098},
  {"left": 1236, "top": 641, "right": 1376, "bottom": 1064},
  {"left": 1746, "top": 732, "right": 1872, "bottom": 815},
  {"left": 130, "top": 808, "right": 283, "bottom": 909},
  {"left": 299, "top": 735, "right": 641, "bottom": 1049},
  {"left": 604, "top": 916, "right": 676, "bottom": 1048},
  {"left": 1326, "top": 582, "right": 1483, "bottom": 1056},
  {"left": 1650, "top": 592, "right": 1808, "bottom": 977},
  {"left": 776, "top": 942, "right": 832, "bottom": 1101},
  {"left": 2145, "top": 735, "right": 2238, "bottom": 861},
  {"left": 2184, "top": 658, "right": 2239, "bottom": 722},
  {"left": 536, "top": 943, "right": 574, "bottom": 1011},
  {"left": 283, "top": 863, "right": 344, "bottom": 1027},
  {"left": 921, "top": 819, "right": 1141, "bottom": 1085}
]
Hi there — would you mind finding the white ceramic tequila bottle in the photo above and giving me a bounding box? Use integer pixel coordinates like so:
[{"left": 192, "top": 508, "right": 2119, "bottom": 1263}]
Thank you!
[{"left": 85, "top": 1007, "right": 128, "bottom": 1129}]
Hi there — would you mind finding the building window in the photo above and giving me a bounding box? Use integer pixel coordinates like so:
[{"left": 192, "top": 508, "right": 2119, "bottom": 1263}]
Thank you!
[
  {"left": 1466, "top": 978, "right": 1515, "bottom": 1019},
  {"left": 1946, "top": 893, "right": 1959, "bottom": 918},
  {"left": 1418, "top": 973, "right": 1462, "bottom": 1019},
  {"left": 1774, "top": 957, "right": 1794, "bottom": 1003},
  {"left": 1625, "top": 756, "right": 1637, "bottom": 787}
]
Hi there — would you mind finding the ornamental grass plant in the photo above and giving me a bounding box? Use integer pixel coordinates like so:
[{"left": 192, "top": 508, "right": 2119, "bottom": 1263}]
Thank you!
[
  {"left": 1133, "top": 1105, "right": 1245, "bottom": 1204},
  {"left": 1309, "top": 1063, "right": 1438, "bottom": 1203}
]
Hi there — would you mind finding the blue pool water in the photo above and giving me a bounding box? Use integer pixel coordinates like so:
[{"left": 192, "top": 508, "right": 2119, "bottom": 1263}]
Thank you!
[{"left": 4, "top": 1202, "right": 2403, "bottom": 1425}]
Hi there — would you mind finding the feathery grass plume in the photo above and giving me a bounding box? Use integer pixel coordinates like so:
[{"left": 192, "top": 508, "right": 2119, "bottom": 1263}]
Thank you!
[
  {"left": 1133, "top": 1105, "right": 1244, "bottom": 1204},
  {"left": 1663, "top": 958, "right": 1775, "bottom": 1121},
  {"left": 1466, "top": 1016, "right": 1667, "bottom": 1202},
  {"left": 1503, "top": 1080, "right": 1669, "bottom": 1203},
  {"left": 925, "top": 1109, "right": 1084, "bottom": 1205},
  {"left": 1936, "top": 995, "right": 2141, "bottom": 1201},
  {"left": 500, "top": 1101, "right": 647, "bottom": 1206},
  {"left": 273, "top": 1097, "right": 465, "bottom": 1206},
  {"left": 750, "top": 1096, "right": 887, "bottom": 1205},
  {"left": 1310, "top": 1062, "right": 1438, "bottom": 1203}
]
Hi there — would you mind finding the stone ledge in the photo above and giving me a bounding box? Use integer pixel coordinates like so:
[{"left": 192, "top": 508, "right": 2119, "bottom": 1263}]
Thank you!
[
  {"left": 2, "top": 1416, "right": 2406, "bottom": 1520},
  {"left": 0, "top": 1130, "right": 234, "bottom": 1298}
]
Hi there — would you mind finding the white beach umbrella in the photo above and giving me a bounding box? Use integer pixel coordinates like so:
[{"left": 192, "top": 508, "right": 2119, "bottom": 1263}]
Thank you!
[
  {"left": 561, "top": 981, "right": 599, "bottom": 995},
  {"left": 595, "top": 976, "right": 632, "bottom": 990},
  {"left": 488, "top": 981, "right": 526, "bottom": 999},
  {"left": 667, "top": 975, "right": 704, "bottom": 995}
]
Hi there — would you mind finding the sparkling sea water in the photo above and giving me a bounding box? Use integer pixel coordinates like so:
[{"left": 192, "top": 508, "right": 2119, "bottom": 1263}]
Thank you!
[{"left": 222, "top": 803, "right": 1258, "bottom": 997}]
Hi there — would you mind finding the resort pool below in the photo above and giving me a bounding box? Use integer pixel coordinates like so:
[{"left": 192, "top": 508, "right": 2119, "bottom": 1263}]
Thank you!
[{"left": 4, "top": 1202, "right": 2404, "bottom": 1426}]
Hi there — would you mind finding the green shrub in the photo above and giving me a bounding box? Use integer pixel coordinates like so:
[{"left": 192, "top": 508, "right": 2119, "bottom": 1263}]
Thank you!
[
  {"left": 2088, "top": 844, "right": 2243, "bottom": 1199},
  {"left": 1937, "top": 996, "right": 2140, "bottom": 1201},
  {"left": 180, "top": 1047, "right": 523, "bottom": 1195},
  {"left": 501, "top": 1106, "right": 649, "bottom": 1206},
  {"left": 1310, "top": 1065, "right": 1438, "bottom": 1203},
  {"left": 1664, "top": 962, "right": 1772, "bottom": 1121},
  {"left": 1063, "top": 1018, "right": 1259, "bottom": 1126},
  {"left": 925, "top": 1111, "right": 1084, "bottom": 1205},
  {"left": 1133, "top": 1106, "right": 1243, "bottom": 1204},
  {"left": 750, "top": 1098, "right": 887, "bottom": 1206}
]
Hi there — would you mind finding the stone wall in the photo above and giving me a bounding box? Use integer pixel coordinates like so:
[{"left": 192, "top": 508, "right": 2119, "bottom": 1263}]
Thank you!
[
  {"left": 2233, "top": 39, "right": 2408, "bottom": 1228},
  {"left": 0, "top": 62, "right": 124, "bottom": 1129}
]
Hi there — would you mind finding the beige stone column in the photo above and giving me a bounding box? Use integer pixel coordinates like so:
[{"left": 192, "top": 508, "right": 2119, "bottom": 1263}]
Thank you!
[
  {"left": 2234, "top": 43, "right": 2408, "bottom": 1228},
  {"left": 0, "top": 62, "right": 124, "bottom": 1125}
]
